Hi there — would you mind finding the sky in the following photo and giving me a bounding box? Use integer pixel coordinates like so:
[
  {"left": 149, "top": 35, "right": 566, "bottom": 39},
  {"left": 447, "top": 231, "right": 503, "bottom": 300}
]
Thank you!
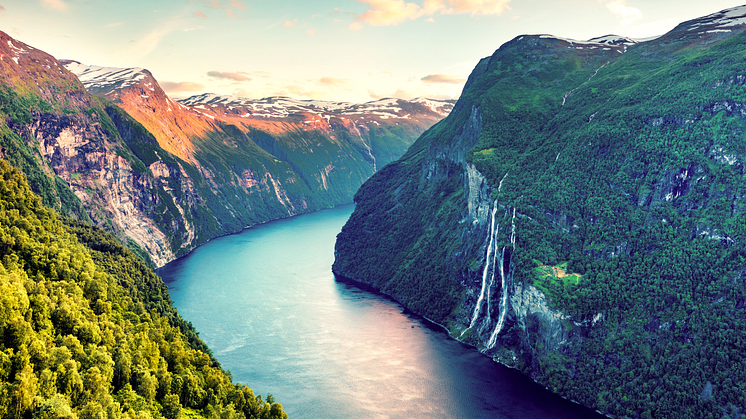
[{"left": 1, "top": 0, "right": 745, "bottom": 103}]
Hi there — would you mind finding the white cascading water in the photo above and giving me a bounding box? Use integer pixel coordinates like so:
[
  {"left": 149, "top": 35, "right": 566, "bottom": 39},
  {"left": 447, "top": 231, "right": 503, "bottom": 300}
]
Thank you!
[
  {"left": 487, "top": 207, "right": 516, "bottom": 348},
  {"left": 469, "top": 200, "right": 499, "bottom": 329}
]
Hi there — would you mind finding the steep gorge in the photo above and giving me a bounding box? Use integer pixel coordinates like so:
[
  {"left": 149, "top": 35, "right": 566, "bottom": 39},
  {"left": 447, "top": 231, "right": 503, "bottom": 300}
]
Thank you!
[{"left": 0, "top": 31, "right": 451, "bottom": 267}]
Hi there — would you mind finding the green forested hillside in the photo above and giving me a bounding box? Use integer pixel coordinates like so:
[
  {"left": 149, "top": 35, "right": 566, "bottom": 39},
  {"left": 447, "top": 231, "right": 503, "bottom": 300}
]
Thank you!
[
  {"left": 334, "top": 11, "right": 746, "bottom": 419},
  {"left": 0, "top": 159, "right": 286, "bottom": 419}
]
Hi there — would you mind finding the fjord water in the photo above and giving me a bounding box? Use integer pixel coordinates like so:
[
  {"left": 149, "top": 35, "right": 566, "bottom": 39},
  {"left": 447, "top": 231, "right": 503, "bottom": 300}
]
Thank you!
[{"left": 158, "top": 205, "right": 602, "bottom": 419}]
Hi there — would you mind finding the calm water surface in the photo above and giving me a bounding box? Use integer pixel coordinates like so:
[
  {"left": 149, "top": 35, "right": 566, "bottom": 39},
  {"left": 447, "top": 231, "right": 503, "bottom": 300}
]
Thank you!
[{"left": 158, "top": 204, "right": 603, "bottom": 419}]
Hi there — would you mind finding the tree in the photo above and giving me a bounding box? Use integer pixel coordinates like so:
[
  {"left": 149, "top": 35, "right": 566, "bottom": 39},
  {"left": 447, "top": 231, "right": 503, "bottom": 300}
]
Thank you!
[{"left": 161, "top": 393, "right": 181, "bottom": 419}]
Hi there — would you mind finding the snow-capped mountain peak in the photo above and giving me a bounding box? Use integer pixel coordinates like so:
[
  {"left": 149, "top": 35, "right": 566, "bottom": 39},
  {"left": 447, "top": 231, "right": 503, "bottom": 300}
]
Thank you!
[
  {"left": 685, "top": 5, "right": 746, "bottom": 32},
  {"left": 178, "top": 94, "right": 455, "bottom": 120},
  {"left": 61, "top": 60, "right": 150, "bottom": 92}
]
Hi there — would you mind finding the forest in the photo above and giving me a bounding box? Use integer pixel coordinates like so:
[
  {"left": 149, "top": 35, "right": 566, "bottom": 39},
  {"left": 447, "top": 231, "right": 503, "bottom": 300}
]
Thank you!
[{"left": 0, "top": 159, "right": 286, "bottom": 419}]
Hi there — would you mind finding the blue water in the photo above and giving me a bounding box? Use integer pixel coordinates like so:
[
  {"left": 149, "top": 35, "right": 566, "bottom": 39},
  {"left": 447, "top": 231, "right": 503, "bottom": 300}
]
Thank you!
[{"left": 158, "top": 204, "right": 603, "bottom": 419}]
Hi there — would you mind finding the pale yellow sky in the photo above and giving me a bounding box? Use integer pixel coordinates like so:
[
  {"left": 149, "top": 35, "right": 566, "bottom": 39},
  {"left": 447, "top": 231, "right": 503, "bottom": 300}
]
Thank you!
[{"left": 2, "top": 0, "right": 744, "bottom": 103}]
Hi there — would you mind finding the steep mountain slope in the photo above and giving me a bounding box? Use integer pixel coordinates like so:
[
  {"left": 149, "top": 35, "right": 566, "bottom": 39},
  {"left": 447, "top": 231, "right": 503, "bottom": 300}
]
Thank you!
[
  {"left": 334, "top": 5, "right": 746, "bottom": 418},
  {"left": 61, "top": 60, "right": 214, "bottom": 164},
  {"left": 0, "top": 31, "right": 450, "bottom": 267},
  {"left": 0, "top": 159, "right": 287, "bottom": 419}
]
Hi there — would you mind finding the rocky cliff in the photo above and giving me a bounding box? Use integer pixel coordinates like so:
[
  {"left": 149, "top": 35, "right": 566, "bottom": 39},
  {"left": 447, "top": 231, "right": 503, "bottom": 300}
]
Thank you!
[
  {"left": 0, "top": 31, "right": 451, "bottom": 267},
  {"left": 334, "top": 5, "right": 746, "bottom": 418}
]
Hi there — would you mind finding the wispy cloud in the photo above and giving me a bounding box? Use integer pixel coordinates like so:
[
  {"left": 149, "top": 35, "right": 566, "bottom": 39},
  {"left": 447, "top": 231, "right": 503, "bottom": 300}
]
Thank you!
[
  {"left": 105, "top": 22, "right": 124, "bottom": 28},
  {"left": 161, "top": 81, "right": 206, "bottom": 93},
  {"left": 195, "top": 11, "right": 208, "bottom": 19},
  {"left": 125, "top": 27, "right": 173, "bottom": 59},
  {"left": 200, "top": 0, "right": 220, "bottom": 9},
  {"left": 369, "top": 88, "right": 414, "bottom": 100},
  {"left": 421, "top": 74, "right": 466, "bottom": 84},
  {"left": 207, "top": 71, "right": 251, "bottom": 82},
  {"left": 606, "top": 0, "right": 642, "bottom": 26},
  {"left": 353, "top": 0, "right": 511, "bottom": 27},
  {"left": 318, "top": 77, "right": 349, "bottom": 87},
  {"left": 439, "top": 0, "right": 511, "bottom": 15},
  {"left": 196, "top": 0, "right": 246, "bottom": 19},
  {"left": 229, "top": 0, "right": 245, "bottom": 10},
  {"left": 281, "top": 84, "right": 326, "bottom": 99},
  {"left": 40, "top": 0, "right": 68, "bottom": 11},
  {"left": 284, "top": 19, "right": 298, "bottom": 28},
  {"left": 358, "top": 0, "right": 421, "bottom": 26},
  {"left": 306, "top": 28, "right": 315, "bottom": 36}
]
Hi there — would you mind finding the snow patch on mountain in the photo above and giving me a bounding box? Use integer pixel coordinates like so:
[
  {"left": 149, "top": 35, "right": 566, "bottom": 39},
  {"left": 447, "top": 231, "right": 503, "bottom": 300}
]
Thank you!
[
  {"left": 686, "top": 5, "right": 746, "bottom": 31},
  {"left": 62, "top": 61, "right": 148, "bottom": 90},
  {"left": 179, "top": 94, "right": 454, "bottom": 120}
]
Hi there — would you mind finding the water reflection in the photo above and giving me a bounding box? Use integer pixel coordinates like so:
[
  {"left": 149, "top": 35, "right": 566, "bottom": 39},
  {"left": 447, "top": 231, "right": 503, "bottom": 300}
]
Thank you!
[{"left": 159, "top": 205, "right": 602, "bottom": 419}]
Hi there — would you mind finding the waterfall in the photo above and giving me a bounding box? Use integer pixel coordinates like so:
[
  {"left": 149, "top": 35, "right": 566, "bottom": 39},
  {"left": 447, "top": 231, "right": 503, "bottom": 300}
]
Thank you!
[
  {"left": 469, "top": 200, "right": 498, "bottom": 329},
  {"left": 487, "top": 207, "right": 516, "bottom": 348},
  {"left": 498, "top": 171, "right": 508, "bottom": 192}
]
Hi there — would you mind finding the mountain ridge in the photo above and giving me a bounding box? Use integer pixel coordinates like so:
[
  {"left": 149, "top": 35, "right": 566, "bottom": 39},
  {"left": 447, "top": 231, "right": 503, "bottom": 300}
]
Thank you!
[{"left": 333, "top": 4, "right": 746, "bottom": 418}]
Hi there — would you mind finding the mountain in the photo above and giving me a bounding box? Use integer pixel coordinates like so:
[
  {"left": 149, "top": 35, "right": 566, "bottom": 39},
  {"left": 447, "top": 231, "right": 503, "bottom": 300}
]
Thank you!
[
  {"left": 61, "top": 59, "right": 453, "bottom": 173},
  {"left": 0, "top": 30, "right": 450, "bottom": 268},
  {"left": 60, "top": 60, "right": 217, "bottom": 164},
  {"left": 177, "top": 93, "right": 453, "bottom": 171},
  {"left": 333, "top": 4, "right": 746, "bottom": 418}
]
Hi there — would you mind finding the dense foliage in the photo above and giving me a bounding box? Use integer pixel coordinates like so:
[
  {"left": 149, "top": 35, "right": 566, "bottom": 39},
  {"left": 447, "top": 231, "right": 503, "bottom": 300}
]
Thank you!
[
  {"left": 0, "top": 160, "right": 287, "bottom": 419},
  {"left": 335, "top": 27, "right": 746, "bottom": 419}
]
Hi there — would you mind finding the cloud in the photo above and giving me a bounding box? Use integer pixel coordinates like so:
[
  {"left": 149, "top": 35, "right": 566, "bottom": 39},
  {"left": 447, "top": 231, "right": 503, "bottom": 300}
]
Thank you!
[
  {"left": 421, "top": 74, "right": 466, "bottom": 84},
  {"left": 441, "top": 0, "right": 511, "bottom": 15},
  {"left": 284, "top": 20, "right": 297, "bottom": 28},
  {"left": 306, "top": 28, "right": 315, "bottom": 36},
  {"left": 369, "top": 88, "right": 415, "bottom": 100},
  {"left": 160, "top": 81, "right": 206, "bottom": 94},
  {"left": 195, "top": 11, "right": 208, "bottom": 19},
  {"left": 207, "top": 71, "right": 251, "bottom": 82},
  {"left": 40, "top": 0, "right": 68, "bottom": 11},
  {"left": 200, "top": 0, "right": 220, "bottom": 9},
  {"left": 281, "top": 85, "right": 326, "bottom": 99},
  {"left": 606, "top": 0, "right": 642, "bottom": 26},
  {"left": 349, "top": 22, "right": 363, "bottom": 30},
  {"left": 123, "top": 27, "right": 174, "bottom": 60},
  {"left": 105, "top": 22, "right": 124, "bottom": 28},
  {"left": 318, "top": 77, "right": 349, "bottom": 87},
  {"left": 354, "top": 0, "right": 510, "bottom": 27},
  {"left": 357, "top": 0, "right": 421, "bottom": 26},
  {"left": 197, "top": 0, "right": 246, "bottom": 19},
  {"left": 232, "top": 88, "right": 255, "bottom": 98}
]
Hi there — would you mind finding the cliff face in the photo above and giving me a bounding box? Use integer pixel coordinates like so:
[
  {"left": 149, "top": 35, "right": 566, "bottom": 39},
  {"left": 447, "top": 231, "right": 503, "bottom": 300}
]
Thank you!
[
  {"left": 0, "top": 32, "right": 451, "bottom": 267},
  {"left": 334, "top": 5, "right": 746, "bottom": 418}
]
